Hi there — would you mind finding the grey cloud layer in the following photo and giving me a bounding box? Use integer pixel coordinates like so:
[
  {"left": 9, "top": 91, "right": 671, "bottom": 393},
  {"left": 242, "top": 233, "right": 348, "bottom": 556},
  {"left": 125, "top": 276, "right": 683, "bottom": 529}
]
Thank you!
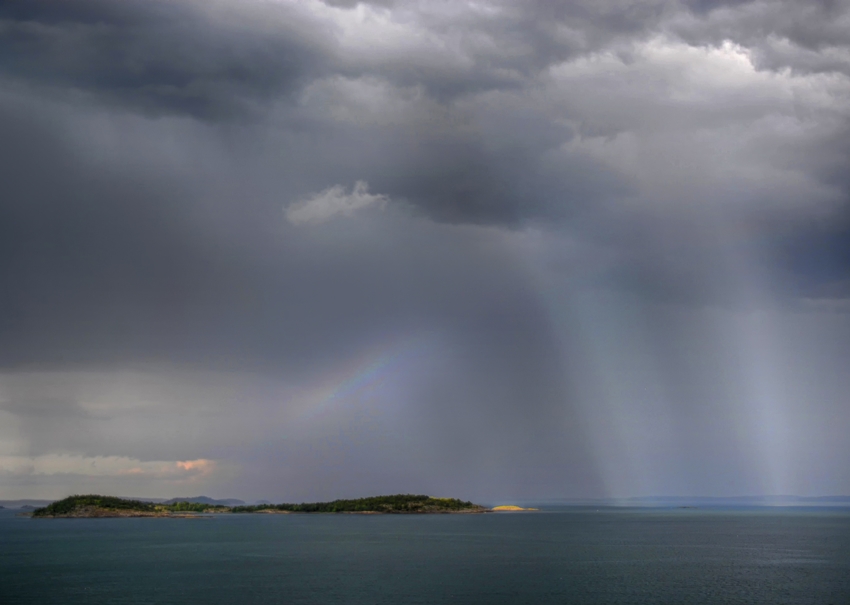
[
  {"left": 1, "top": 0, "right": 849, "bottom": 500},
  {"left": 2, "top": 1, "right": 848, "bottom": 226}
]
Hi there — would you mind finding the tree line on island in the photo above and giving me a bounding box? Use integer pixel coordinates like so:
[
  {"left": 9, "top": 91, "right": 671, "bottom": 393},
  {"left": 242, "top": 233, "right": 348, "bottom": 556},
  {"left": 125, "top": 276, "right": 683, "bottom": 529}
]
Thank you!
[
  {"left": 31, "top": 494, "right": 486, "bottom": 517},
  {"left": 231, "top": 494, "right": 480, "bottom": 513}
]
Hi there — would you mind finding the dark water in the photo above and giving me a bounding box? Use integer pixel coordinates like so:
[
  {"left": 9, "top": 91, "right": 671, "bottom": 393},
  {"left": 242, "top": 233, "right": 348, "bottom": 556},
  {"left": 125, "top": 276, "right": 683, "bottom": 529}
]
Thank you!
[{"left": 2, "top": 507, "right": 849, "bottom": 604}]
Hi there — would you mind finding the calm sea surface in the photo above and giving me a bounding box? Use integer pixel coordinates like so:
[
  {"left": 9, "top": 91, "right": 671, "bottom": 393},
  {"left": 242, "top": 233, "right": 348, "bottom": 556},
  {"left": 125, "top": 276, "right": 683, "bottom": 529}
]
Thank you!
[{"left": 2, "top": 507, "right": 849, "bottom": 604}]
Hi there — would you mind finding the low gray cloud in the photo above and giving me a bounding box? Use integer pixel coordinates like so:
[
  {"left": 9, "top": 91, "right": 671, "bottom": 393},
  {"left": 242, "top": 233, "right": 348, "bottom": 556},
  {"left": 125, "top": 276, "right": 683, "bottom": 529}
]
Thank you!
[{"left": 0, "top": 397, "right": 90, "bottom": 419}]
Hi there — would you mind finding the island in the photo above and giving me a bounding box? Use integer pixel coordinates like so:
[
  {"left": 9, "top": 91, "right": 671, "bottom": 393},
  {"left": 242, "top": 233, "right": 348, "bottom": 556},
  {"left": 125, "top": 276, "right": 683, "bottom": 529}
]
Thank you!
[
  {"left": 31, "top": 495, "right": 228, "bottom": 518},
  {"left": 30, "top": 494, "right": 489, "bottom": 517}
]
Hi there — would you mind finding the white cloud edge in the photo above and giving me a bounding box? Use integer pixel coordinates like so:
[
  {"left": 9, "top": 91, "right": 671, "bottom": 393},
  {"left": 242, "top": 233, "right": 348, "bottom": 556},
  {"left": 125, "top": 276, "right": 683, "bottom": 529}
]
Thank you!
[{"left": 285, "top": 180, "right": 389, "bottom": 225}]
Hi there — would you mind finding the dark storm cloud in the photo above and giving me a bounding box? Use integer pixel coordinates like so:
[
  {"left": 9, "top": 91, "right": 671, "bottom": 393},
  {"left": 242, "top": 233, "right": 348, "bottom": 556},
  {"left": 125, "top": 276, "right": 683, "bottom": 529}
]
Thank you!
[
  {"left": 0, "top": 0, "right": 334, "bottom": 119},
  {"left": 3, "top": 0, "right": 805, "bottom": 121},
  {"left": 3, "top": 0, "right": 847, "bottom": 229},
  {"left": 0, "top": 0, "right": 646, "bottom": 223},
  {"left": 363, "top": 119, "right": 635, "bottom": 225},
  {"left": 672, "top": 0, "right": 850, "bottom": 76},
  {"left": 0, "top": 87, "right": 557, "bottom": 370},
  {"left": 0, "top": 0, "right": 847, "bottom": 367},
  {"left": 0, "top": 0, "right": 636, "bottom": 117},
  {"left": 1, "top": 0, "right": 847, "bottom": 335},
  {"left": 2, "top": 0, "right": 850, "bottom": 500},
  {"left": 770, "top": 219, "right": 850, "bottom": 300},
  {"left": 0, "top": 94, "right": 212, "bottom": 364}
]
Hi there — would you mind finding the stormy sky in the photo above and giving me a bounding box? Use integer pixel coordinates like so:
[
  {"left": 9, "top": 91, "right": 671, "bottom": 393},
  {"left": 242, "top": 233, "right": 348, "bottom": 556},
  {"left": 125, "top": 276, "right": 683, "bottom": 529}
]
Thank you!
[{"left": 1, "top": 0, "right": 849, "bottom": 502}]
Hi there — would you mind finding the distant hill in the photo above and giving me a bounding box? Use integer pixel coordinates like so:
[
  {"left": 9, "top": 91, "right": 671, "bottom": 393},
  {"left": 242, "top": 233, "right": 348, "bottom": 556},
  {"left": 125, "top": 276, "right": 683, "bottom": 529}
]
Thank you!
[
  {"left": 33, "top": 495, "right": 162, "bottom": 517},
  {"left": 164, "top": 496, "right": 245, "bottom": 506},
  {"left": 0, "top": 500, "right": 54, "bottom": 509}
]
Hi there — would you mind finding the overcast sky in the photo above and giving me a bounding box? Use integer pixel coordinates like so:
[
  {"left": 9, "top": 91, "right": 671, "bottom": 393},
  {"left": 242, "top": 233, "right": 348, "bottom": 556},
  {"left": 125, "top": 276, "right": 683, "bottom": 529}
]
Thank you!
[{"left": 1, "top": 0, "right": 849, "bottom": 502}]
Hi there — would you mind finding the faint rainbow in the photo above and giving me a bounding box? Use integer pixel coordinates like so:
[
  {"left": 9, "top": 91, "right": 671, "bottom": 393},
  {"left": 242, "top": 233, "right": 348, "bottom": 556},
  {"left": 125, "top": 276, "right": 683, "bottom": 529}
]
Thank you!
[{"left": 288, "top": 333, "right": 438, "bottom": 424}]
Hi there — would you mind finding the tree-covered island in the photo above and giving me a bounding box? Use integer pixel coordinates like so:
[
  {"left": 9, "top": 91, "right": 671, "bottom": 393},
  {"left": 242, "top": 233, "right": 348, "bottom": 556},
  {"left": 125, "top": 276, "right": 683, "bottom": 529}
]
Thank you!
[
  {"left": 31, "top": 494, "right": 487, "bottom": 517},
  {"left": 31, "top": 495, "right": 230, "bottom": 518},
  {"left": 231, "top": 494, "right": 485, "bottom": 514}
]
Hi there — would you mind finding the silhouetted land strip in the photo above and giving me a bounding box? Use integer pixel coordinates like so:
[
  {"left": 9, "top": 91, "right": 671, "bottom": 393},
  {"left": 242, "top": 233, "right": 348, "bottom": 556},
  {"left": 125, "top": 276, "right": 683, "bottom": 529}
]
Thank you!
[
  {"left": 231, "top": 494, "right": 485, "bottom": 514},
  {"left": 31, "top": 495, "right": 229, "bottom": 518},
  {"left": 31, "top": 494, "right": 487, "bottom": 517}
]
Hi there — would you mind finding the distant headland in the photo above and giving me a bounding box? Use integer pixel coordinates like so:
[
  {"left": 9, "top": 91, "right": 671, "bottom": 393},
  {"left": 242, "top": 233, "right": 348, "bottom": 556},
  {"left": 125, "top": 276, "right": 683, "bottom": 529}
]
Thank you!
[
  {"left": 491, "top": 505, "right": 538, "bottom": 511},
  {"left": 29, "top": 494, "right": 491, "bottom": 518}
]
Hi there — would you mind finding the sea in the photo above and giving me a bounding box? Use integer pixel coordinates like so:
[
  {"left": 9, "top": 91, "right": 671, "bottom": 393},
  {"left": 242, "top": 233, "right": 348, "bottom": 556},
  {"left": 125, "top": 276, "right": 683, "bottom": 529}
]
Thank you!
[{"left": 2, "top": 506, "right": 849, "bottom": 604}]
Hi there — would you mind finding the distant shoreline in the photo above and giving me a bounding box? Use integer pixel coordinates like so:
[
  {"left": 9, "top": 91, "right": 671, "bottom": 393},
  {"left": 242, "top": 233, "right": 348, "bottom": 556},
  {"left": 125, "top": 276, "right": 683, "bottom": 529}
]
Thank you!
[{"left": 28, "top": 494, "right": 492, "bottom": 518}]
